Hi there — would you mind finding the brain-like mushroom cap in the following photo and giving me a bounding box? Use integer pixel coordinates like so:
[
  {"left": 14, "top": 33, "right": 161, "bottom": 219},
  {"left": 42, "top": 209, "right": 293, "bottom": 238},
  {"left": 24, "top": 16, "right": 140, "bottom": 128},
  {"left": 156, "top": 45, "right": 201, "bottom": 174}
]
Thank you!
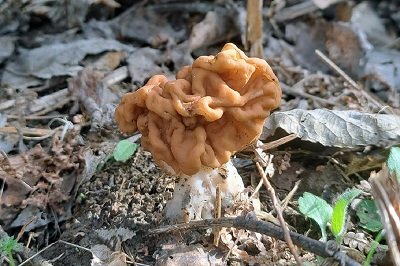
[{"left": 115, "top": 43, "right": 281, "bottom": 175}]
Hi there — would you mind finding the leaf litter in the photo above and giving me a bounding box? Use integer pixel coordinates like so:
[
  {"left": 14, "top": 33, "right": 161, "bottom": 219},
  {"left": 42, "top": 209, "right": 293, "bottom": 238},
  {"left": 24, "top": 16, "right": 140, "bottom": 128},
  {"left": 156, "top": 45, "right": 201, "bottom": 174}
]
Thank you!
[{"left": 0, "top": 0, "right": 399, "bottom": 265}]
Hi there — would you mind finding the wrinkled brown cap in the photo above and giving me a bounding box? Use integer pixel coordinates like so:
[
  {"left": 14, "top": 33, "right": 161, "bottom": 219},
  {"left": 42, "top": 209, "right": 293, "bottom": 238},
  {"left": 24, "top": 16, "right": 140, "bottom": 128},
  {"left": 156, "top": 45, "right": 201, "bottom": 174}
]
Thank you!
[{"left": 115, "top": 43, "right": 281, "bottom": 175}]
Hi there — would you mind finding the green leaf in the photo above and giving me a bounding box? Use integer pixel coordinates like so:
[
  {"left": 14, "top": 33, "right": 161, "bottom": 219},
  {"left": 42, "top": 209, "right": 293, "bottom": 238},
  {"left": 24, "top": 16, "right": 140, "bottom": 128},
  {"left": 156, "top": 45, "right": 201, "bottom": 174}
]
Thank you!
[
  {"left": 0, "top": 236, "right": 18, "bottom": 255},
  {"left": 331, "top": 188, "right": 362, "bottom": 240},
  {"left": 387, "top": 146, "right": 400, "bottom": 182},
  {"left": 356, "top": 199, "right": 383, "bottom": 232},
  {"left": 364, "top": 229, "right": 384, "bottom": 266},
  {"left": 298, "top": 192, "right": 333, "bottom": 242},
  {"left": 113, "top": 139, "right": 138, "bottom": 162}
]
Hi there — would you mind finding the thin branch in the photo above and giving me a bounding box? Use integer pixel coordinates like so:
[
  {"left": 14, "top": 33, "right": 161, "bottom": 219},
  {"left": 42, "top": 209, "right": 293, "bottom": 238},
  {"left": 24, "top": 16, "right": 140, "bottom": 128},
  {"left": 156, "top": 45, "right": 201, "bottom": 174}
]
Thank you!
[
  {"left": 148, "top": 216, "right": 361, "bottom": 266},
  {"left": 19, "top": 240, "right": 91, "bottom": 266},
  {"left": 260, "top": 134, "right": 297, "bottom": 150},
  {"left": 281, "top": 82, "right": 341, "bottom": 107},
  {"left": 246, "top": 0, "right": 264, "bottom": 58},
  {"left": 212, "top": 184, "right": 222, "bottom": 246},
  {"left": 281, "top": 179, "right": 301, "bottom": 210},
  {"left": 256, "top": 162, "right": 303, "bottom": 265},
  {"left": 315, "top": 49, "right": 397, "bottom": 115}
]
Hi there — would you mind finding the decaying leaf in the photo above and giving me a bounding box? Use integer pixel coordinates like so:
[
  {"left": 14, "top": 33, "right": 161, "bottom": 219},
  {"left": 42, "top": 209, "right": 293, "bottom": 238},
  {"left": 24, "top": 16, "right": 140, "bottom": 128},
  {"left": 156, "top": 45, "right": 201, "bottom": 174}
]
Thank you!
[
  {"left": 189, "top": 10, "right": 239, "bottom": 51},
  {"left": 96, "top": 228, "right": 136, "bottom": 242},
  {"left": 285, "top": 20, "right": 362, "bottom": 77},
  {"left": 168, "top": 7, "right": 241, "bottom": 70},
  {"left": 362, "top": 49, "right": 400, "bottom": 94},
  {"left": 68, "top": 51, "right": 125, "bottom": 130},
  {"left": 370, "top": 164, "right": 400, "bottom": 266},
  {"left": 91, "top": 244, "right": 126, "bottom": 266},
  {"left": 0, "top": 126, "right": 85, "bottom": 230},
  {"left": 111, "top": 7, "right": 185, "bottom": 47},
  {"left": 262, "top": 109, "right": 400, "bottom": 148},
  {"left": 343, "top": 232, "right": 368, "bottom": 252},
  {"left": 25, "top": 0, "right": 90, "bottom": 28},
  {"left": 154, "top": 244, "right": 224, "bottom": 266},
  {"left": 351, "top": 2, "right": 394, "bottom": 47},
  {"left": 355, "top": 199, "right": 383, "bottom": 232},
  {"left": 127, "top": 48, "right": 166, "bottom": 86},
  {"left": 9, "top": 206, "right": 50, "bottom": 231},
  {"left": 2, "top": 38, "right": 133, "bottom": 89},
  {"left": 312, "top": 0, "right": 343, "bottom": 9},
  {"left": 0, "top": 36, "right": 15, "bottom": 64}
]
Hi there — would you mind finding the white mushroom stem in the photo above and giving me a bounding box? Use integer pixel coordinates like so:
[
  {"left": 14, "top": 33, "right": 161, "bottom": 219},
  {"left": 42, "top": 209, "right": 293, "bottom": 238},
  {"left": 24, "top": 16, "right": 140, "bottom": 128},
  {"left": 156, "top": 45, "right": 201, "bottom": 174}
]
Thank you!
[{"left": 165, "top": 160, "right": 245, "bottom": 223}]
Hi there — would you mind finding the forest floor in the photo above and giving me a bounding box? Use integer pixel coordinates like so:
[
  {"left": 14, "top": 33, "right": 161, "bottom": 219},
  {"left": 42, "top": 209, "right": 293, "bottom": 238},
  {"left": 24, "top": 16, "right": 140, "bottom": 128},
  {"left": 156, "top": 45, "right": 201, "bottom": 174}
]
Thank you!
[{"left": 0, "top": 0, "right": 400, "bottom": 265}]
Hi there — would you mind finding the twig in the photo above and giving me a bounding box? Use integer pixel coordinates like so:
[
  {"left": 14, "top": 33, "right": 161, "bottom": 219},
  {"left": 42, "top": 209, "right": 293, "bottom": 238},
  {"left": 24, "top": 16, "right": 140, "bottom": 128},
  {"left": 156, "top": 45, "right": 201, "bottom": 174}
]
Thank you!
[
  {"left": 281, "top": 83, "right": 340, "bottom": 107},
  {"left": 246, "top": 0, "right": 264, "bottom": 58},
  {"left": 315, "top": 50, "right": 358, "bottom": 89},
  {"left": 103, "top": 66, "right": 129, "bottom": 87},
  {"left": 281, "top": 179, "right": 301, "bottom": 210},
  {"left": 6, "top": 114, "right": 66, "bottom": 120},
  {"left": 147, "top": 2, "right": 222, "bottom": 14},
  {"left": 250, "top": 178, "right": 263, "bottom": 199},
  {"left": 0, "top": 151, "right": 7, "bottom": 205},
  {"left": 260, "top": 134, "right": 297, "bottom": 150},
  {"left": 315, "top": 49, "right": 394, "bottom": 114},
  {"left": 249, "top": 135, "right": 296, "bottom": 199},
  {"left": 19, "top": 240, "right": 91, "bottom": 266},
  {"left": 148, "top": 216, "right": 361, "bottom": 266},
  {"left": 213, "top": 184, "right": 222, "bottom": 246},
  {"left": 255, "top": 162, "right": 303, "bottom": 265},
  {"left": 31, "top": 96, "right": 72, "bottom": 116},
  {"left": 268, "top": 0, "right": 345, "bottom": 22},
  {"left": 0, "top": 126, "right": 53, "bottom": 137},
  {"left": 223, "top": 229, "right": 245, "bottom": 263}
]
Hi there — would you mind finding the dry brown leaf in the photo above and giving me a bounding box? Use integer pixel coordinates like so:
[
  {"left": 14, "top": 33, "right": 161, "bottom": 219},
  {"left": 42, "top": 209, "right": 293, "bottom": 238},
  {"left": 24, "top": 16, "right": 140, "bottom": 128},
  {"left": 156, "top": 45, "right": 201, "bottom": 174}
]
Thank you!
[
  {"left": 263, "top": 109, "right": 400, "bottom": 148},
  {"left": 370, "top": 165, "right": 400, "bottom": 265},
  {"left": 154, "top": 244, "right": 224, "bottom": 266},
  {"left": 0, "top": 126, "right": 84, "bottom": 230}
]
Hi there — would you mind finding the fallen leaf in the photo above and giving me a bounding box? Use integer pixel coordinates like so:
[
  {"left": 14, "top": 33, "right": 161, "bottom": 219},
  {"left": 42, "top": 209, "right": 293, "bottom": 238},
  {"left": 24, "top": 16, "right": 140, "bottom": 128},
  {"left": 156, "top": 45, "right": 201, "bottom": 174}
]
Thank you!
[
  {"left": 9, "top": 206, "right": 49, "bottom": 231},
  {"left": 2, "top": 38, "right": 133, "bottom": 88},
  {"left": 285, "top": 19, "right": 362, "bottom": 76},
  {"left": 355, "top": 199, "right": 383, "bottom": 232},
  {"left": 343, "top": 232, "right": 369, "bottom": 253},
  {"left": 189, "top": 10, "right": 239, "bottom": 51},
  {"left": 111, "top": 7, "right": 185, "bottom": 46},
  {"left": 262, "top": 109, "right": 400, "bottom": 148},
  {"left": 370, "top": 165, "right": 400, "bottom": 265},
  {"left": 127, "top": 48, "right": 165, "bottom": 86},
  {"left": 96, "top": 228, "right": 136, "bottom": 242},
  {"left": 0, "top": 127, "right": 85, "bottom": 230},
  {"left": 351, "top": 2, "right": 393, "bottom": 47},
  {"left": 0, "top": 36, "right": 15, "bottom": 64},
  {"left": 91, "top": 244, "right": 126, "bottom": 266},
  {"left": 154, "top": 244, "right": 224, "bottom": 266},
  {"left": 25, "top": 0, "right": 90, "bottom": 28},
  {"left": 362, "top": 49, "right": 400, "bottom": 94}
]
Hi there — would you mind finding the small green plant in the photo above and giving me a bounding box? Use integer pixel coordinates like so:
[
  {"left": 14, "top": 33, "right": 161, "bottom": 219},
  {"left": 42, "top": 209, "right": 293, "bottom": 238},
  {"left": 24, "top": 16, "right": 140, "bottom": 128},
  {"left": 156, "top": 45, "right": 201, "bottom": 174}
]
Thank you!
[
  {"left": 355, "top": 199, "right": 383, "bottom": 232},
  {"left": 330, "top": 188, "right": 362, "bottom": 243},
  {"left": 364, "top": 229, "right": 384, "bottom": 266},
  {"left": 0, "top": 236, "right": 20, "bottom": 266},
  {"left": 298, "top": 192, "right": 332, "bottom": 242},
  {"left": 113, "top": 139, "right": 138, "bottom": 162},
  {"left": 298, "top": 188, "right": 361, "bottom": 243},
  {"left": 96, "top": 139, "right": 139, "bottom": 171}
]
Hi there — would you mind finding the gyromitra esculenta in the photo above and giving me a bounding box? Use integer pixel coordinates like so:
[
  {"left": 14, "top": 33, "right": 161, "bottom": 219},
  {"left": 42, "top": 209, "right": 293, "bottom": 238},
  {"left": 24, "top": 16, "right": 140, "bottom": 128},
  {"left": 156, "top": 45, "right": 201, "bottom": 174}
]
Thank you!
[{"left": 115, "top": 43, "right": 281, "bottom": 222}]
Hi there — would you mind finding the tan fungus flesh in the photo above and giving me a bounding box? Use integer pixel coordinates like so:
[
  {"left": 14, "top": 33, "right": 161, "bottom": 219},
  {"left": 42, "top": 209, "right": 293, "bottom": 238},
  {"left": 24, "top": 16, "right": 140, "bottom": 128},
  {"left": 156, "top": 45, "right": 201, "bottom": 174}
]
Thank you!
[{"left": 115, "top": 43, "right": 281, "bottom": 175}]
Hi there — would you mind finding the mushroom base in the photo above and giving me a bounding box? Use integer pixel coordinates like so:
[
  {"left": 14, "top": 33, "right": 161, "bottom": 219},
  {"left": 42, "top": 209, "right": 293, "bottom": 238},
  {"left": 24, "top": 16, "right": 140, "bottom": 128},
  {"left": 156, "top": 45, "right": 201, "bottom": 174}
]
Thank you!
[{"left": 165, "top": 160, "right": 245, "bottom": 223}]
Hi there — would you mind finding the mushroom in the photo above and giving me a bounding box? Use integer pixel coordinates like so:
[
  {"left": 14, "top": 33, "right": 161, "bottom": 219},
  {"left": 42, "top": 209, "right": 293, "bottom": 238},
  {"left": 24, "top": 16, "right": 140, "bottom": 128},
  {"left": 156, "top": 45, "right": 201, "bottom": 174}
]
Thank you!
[{"left": 115, "top": 43, "right": 281, "bottom": 222}]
